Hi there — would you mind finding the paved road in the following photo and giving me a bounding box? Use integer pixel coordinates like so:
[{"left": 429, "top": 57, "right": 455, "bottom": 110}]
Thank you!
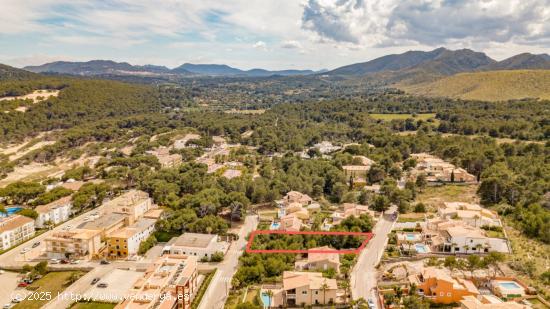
[
  {"left": 197, "top": 215, "right": 259, "bottom": 309},
  {"left": 350, "top": 206, "right": 396, "bottom": 308}
]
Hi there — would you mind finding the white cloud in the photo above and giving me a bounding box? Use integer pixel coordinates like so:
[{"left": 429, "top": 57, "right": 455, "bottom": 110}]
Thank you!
[
  {"left": 301, "top": 0, "right": 550, "bottom": 48},
  {"left": 253, "top": 40, "right": 267, "bottom": 50},
  {"left": 281, "top": 40, "right": 303, "bottom": 49}
]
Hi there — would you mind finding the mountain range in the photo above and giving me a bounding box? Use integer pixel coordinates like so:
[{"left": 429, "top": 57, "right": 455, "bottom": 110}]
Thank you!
[{"left": 24, "top": 61, "right": 317, "bottom": 77}]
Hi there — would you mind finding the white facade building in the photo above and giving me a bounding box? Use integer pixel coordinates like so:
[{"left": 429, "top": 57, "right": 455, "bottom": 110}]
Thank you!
[
  {"left": 35, "top": 196, "right": 72, "bottom": 228},
  {"left": 0, "top": 215, "right": 35, "bottom": 250},
  {"left": 166, "top": 233, "right": 228, "bottom": 259}
]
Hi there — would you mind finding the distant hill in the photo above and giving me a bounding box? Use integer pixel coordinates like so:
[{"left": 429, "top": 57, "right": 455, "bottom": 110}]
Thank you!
[
  {"left": 0, "top": 63, "right": 38, "bottom": 81},
  {"left": 400, "top": 70, "right": 550, "bottom": 101},
  {"left": 480, "top": 53, "right": 550, "bottom": 70},
  {"left": 24, "top": 60, "right": 181, "bottom": 77},
  {"left": 325, "top": 48, "right": 496, "bottom": 84},
  {"left": 175, "top": 63, "right": 316, "bottom": 77}
]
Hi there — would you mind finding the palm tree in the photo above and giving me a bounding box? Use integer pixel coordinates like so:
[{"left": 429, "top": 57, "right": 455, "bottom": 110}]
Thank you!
[
  {"left": 473, "top": 214, "right": 480, "bottom": 227},
  {"left": 321, "top": 281, "right": 329, "bottom": 305},
  {"left": 475, "top": 243, "right": 483, "bottom": 254},
  {"left": 463, "top": 244, "right": 470, "bottom": 253},
  {"left": 451, "top": 242, "right": 458, "bottom": 254},
  {"left": 266, "top": 289, "right": 274, "bottom": 308}
]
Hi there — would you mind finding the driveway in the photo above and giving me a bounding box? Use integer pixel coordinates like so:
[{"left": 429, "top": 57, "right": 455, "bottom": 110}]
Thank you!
[
  {"left": 197, "top": 215, "right": 258, "bottom": 309},
  {"left": 350, "top": 206, "right": 396, "bottom": 308}
]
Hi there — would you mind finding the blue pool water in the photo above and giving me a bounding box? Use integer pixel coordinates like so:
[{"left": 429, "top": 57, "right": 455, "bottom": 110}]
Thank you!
[
  {"left": 0, "top": 207, "right": 22, "bottom": 217},
  {"left": 270, "top": 222, "right": 280, "bottom": 230},
  {"left": 406, "top": 234, "right": 416, "bottom": 240},
  {"left": 499, "top": 282, "right": 521, "bottom": 289},
  {"left": 415, "top": 243, "right": 428, "bottom": 253},
  {"left": 261, "top": 292, "right": 271, "bottom": 308}
]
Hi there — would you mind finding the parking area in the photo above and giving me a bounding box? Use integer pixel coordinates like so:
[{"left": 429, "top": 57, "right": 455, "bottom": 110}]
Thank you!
[
  {"left": 0, "top": 271, "right": 30, "bottom": 306},
  {"left": 82, "top": 269, "right": 143, "bottom": 302}
]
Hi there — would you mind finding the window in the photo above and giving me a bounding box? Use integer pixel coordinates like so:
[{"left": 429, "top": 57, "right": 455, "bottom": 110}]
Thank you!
[
  {"left": 440, "top": 292, "right": 444, "bottom": 296},
  {"left": 315, "top": 291, "right": 318, "bottom": 295},
  {"left": 302, "top": 291, "right": 307, "bottom": 295}
]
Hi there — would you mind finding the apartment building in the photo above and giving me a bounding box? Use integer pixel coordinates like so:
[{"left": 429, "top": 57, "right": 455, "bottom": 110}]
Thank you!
[
  {"left": 409, "top": 267, "right": 479, "bottom": 304},
  {"left": 45, "top": 229, "right": 102, "bottom": 259},
  {"left": 166, "top": 233, "right": 228, "bottom": 259},
  {"left": 35, "top": 196, "right": 72, "bottom": 228},
  {"left": 107, "top": 218, "right": 156, "bottom": 258},
  {"left": 0, "top": 215, "right": 35, "bottom": 250},
  {"left": 115, "top": 255, "right": 199, "bottom": 309},
  {"left": 103, "top": 190, "right": 153, "bottom": 224}
]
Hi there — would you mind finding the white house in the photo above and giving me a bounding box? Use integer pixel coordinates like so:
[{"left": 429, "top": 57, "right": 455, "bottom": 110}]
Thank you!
[
  {"left": 428, "top": 220, "right": 509, "bottom": 254},
  {"left": 35, "top": 196, "right": 72, "bottom": 228},
  {"left": 0, "top": 215, "right": 35, "bottom": 250},
  {"left": 165, "top": 233, "right": 228, "bottom": 259}
]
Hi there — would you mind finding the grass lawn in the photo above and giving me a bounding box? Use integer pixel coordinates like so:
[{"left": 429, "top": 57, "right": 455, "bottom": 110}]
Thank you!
[
  {"left": 14, "top": 271, "right": 84, "bottom": 309},
  {"left": 369, "top": 113, "right": 436, "bottom": 121},
  {"left": 154, "top": 230, "right": 180, "bottom": 242},
  {"left": 485, "top": 229, "right": 505, "bottom": 238},
  {"left": 415, "top": 184, "right": 479, "bottom": 210},
  {"left": 70, "top": 302, "right": 117, "bottom": 309},
  {"left": 225, "top": 286, "right": 260, "bottom": 309}
]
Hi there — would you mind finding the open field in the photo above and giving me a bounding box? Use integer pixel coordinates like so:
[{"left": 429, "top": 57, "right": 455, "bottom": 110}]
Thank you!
[
  {"left": 0, "top": 89, "right": 60, "bottom": 103},
  {"left": 369, "top": 113, "right": 436, "bottom": 121},
  {"left": 414, "top": 184, "right": 479, "bottom": 211},
  {"left": 13, "top": 271, "right": 83, "bottom": 309},
  {"left": 402, "top": 70, "right": 550, "bottom": 101}
]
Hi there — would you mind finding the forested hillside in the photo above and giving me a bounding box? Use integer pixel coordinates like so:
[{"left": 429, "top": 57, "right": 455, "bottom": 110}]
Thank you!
[{"left": 401, "top": 70, "right": 550, "bottom": 101}]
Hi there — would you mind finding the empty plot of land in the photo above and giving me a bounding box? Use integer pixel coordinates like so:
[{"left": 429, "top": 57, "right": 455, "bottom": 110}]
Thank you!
[{"left": 0, "top": 162, "right": 61, "bottom": 187}]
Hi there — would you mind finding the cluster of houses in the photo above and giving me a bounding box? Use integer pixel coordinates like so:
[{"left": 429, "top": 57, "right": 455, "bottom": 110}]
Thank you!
[
  {"left": 395, "top": 202, "right": 509, "bottom": 255},
  {"left": 408, "top": 153, "right": 477, "bottom": 183},
  {"left": 380, "top": 263, "right": 532, "bottom": 308},
  {"left": 44, "top": 190, "right": 164, "bottom": 260},
  {"left": 343, "top": 155, "right": 375, "bottom": 184},
  {"left": 270, "top": 191, "right": 320, "bottom": 231}
]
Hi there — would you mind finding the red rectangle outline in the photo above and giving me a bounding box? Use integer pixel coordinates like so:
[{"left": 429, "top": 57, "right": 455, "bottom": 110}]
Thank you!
[{"left": 245, "top": 230, "right": 373, "bottom": 254}]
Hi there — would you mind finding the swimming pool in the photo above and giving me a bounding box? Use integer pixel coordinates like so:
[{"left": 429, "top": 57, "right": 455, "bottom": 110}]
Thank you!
[
  {"left": 498, "top": 281, "right": 521, "bottom": 289},
  {"left": 261, "top": 292, "right": 272, "bottom": 308},
  {"left": 406, "top": 233, "right": 416, "bottom": 240},
  {"left": 0, "top": 207, "right": 22, "bottom": 217},
  {"left": 415, "top": 243, "right": 428, "bottom": 253},
  {"left": 270, "top": 222, "right": 280, "bottom": 230}
]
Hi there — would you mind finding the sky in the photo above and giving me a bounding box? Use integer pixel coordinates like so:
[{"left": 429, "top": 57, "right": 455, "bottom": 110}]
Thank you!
[{"left": 0, "top": 0, "right": 549, "bottom": 71}]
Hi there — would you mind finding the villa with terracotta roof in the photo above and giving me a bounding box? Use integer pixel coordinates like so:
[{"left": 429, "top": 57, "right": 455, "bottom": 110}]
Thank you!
[
  {"left": 295, "top": 246, "right": 341, "bottom": 273},
  {"left": 263, "top": 271, "right": 340, "bottom": 307},
  {"left": 0, "top": 215, "right": 35, "bottom": 250},
  {"left": 280, "top": 213, "right": 303, "bottom": 231},
  {"left": 409, "top": 267, "right": 479, "bottom": 304},
  {"left": 35, "top": 196, "right": 72, "bottom": 228}
]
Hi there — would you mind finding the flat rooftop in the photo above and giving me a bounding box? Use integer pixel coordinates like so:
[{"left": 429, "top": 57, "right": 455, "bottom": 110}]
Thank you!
[
  {"left": 78, "top": 213, "right": 126, "bottom": 230},
  {"left": 173, "top": 233, "right": 217, "bottom": 248}
]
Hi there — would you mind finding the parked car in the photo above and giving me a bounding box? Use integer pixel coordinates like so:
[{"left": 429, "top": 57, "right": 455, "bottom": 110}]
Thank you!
[
  {"left": 70, "top": 260, "right": 80, "bottom": 264},
  {"left": 11, "top": 296, "right": 23, "bottom": 303},
  {"left": 91, "top": 278, "right": 100, "bottom": 285},
  {"left": 3, "top": 303, "right": 13, "bottom": 309},
  {"left": 50, "top": 259, "right": 60, "bottom": 264},
  {"left": 19, "top": 248, "right": 30, "bottom": 254},
  {"left": 60, "top": 259, "right": 70, "bottom": 264},
  {"left": 97, "top": 283, "right": 108, "bottom": 288},
  {"left": 32, "top": 242, "right": 40, "bottom": 248},
  {"left": 367, "top": 298, "right": 376, "bottom": 309},
  {"left": 17, "top": 282, "right": 28, "bottom": 288},
  {"left": 100, "top": 260, "right": 110, "bottom": 265}
]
